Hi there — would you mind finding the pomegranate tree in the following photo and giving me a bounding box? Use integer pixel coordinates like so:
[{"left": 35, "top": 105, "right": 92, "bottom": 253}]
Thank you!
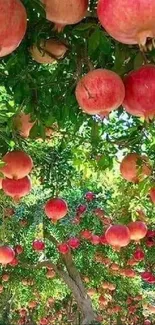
[
  {"left": 97, "top": 0, "right": 155, "bottom": 45},
  {"left": 30, "top": 39, "right": 68, "bottom": 64},
  {"left": 42, "top": 0, "right": 88, "bottom": 31},
  {"left": 123, "top": 66, "right": 155, "bottom": 119},
  {"left": 0, "top": 0, "right": 27, "bottom": 57},
  {"left": 105, "top": 225, "right": 131, "bottom": 248},
  {"left": 128, "top": 221, "right": 148, "bottom": 241},
  {"left": 0, "top": 246, "right": 15, "bottom": 264},
  {"left": 2, "top": 176, "right": 31, "bottom": 200},
  {"left": 120, "top": 153, "right": 151, "bottom": 183},
  {"left": 1, "top": 150, "right": 33, "bottom": 179},
  {"left": 44, "top": 198, "right": 68, "bottom": 221},
  {"left": 75, "top": 69, "right": 125, "bottom": 115}
]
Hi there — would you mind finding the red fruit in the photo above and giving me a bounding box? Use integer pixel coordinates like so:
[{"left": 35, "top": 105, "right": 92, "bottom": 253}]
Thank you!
[
  {"left": 150, "top": 188, "right": 155, "bottom": 203},
  {"left": 57, "top": 243, "right": 70, "bottom": 254},
  {"left": 93, "top": 208, "right": 105, "bottom": 217},
  {"left": 0, "top": 246, "right": 15, "bottom": 264},
  {"left": 76, "top": 204, "right": 87, "bottom": 215},
  {"left": 68, "top": 237, "right": 80, "bottom": 249},
  {"left": 2, "top": 176, "right": 31, "bottom": 200},
  {"left": 15, "top": 245, "right": 23, "bottom": 255},
  {"left": 40, "top": 318, "right": 48, "bottom": 325},
  {"left": 124, "top": 269, "right": 136, "bottom": 278},
  {"left": 147, "top": 230, "right": 155, "bottom": 238},
  {"left": 90, "top": 235, "right": 100, "bottom": 245},
  {"left": 0, "top": 0, "right": 27, "bottom": 57},
  {"left": 120, "top": 153, "right": 151, "bottom": 183},
  {"left": 146, "top": 238, "right": 155, "bottom": 247},
  {"left": 42, "top": 0, "right": 88, "bottom": 31},
  {"left": 2, "top": 274, "right": 9, "bottom": 282},
  {"left": 75, "top": 69, "right": 125, "bottom": 115},
  {"left": 28, "top": 301, "right": 37, "bottom": 309},
  {"left": 105, "top": 225, "right": 131, "bottom": 248},
  {"left": 80, "top": 230, "right": 92, "bottom": 240},
  {"left": 144, "top": 320, "right": 151, "bottom": 325},
  {"left": 1, "top": 150, "right": 33, "bottom": 179},
  {"left": 147, "top": 274, "right": 155, "bottom": 284},
  {"left": 10, "top": 257, "right": 18, "bottom": 266},
  {"left": 123, "top": 66, "right": 155, "bottom": 119},
  {"left": 133, "top": 248, "right": 145, "bottom": 261},
  {"left": 19, "top": 309, "right": 27, "bottom": 317},
  {"left": 30, "top": 39, "right": 68, "bottom": 64},
  {"left": 32, "top": 240, "right": 45, "bottom": 251},
  {"left": 97, "top": 0, "right": 155, "bottom": 45},
  {"left": 141, "top": 271, "right": 152, "bottom": 281},
  {"left": 14, "top": 113, "right": 35, "bottom": 138},
  {"left": 4, "top": 208, "right": 15, "bottom": 217},
  {"left": 100, "top": 234, "right": 108, "bottom": 245},
  {"left": 44, "top": 198, "right": 68, "bottom": 221},
  {"left": 84, "top": 191, "right": 95, "bottom": 201},
  {"left": 46, "top": 270, "right": 55, "bottom": 279},
  {"left": 128, "top": 221, "right": 148, "bottom": 241}
]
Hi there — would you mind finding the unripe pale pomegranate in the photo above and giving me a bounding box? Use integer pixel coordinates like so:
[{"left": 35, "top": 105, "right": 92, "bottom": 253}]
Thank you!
[
  {"left": 32, "top": 240, "right": 45, "bottom": 251},
  {"left": 105, "top": 225, "right": 131, "bottom": 248},
  {"left": 68, "top": 237, "right": 80, "bottom": 249},
  {"left": 2, "top": 274, "right": 10, "bottom": 282},
  {"left": 28, "top": 301, "right": 37, "bottom": 309},
  {"left": 1, "top": 150, "right": 33, "bottom": 179},
  {"left": 14, "top": 113, "right": 35, "bottom": 138},
  {"left": 30, "top": 39, "right": 68, "bottom": 64},
  {"left": 0, "top": 0, "right": 27, "bottom": 57},
  {"left": 97, "top": 0, "right": 155, "bottom": 45},
  {"left": 90, "top": 234, "right": 100, "bottom": 245},
  {"left": 57, "top": 243, "right": 70, "bottom": 254},
  {"left": 120, "top": 153, "right": 151, "bottom": 183},
  {"left": 128, "top": 221, "right": 147, "bottom": 241},
  {"left": 2, "top": 176, "right": 31, "bottom": 200},
  {"left": 44, "top": 198, "right": 68, "bottom": 221},
  {"left": 75, "top": 69, "right": 125, "bottom": 115},
  {"left": 42, "top": 0, "right": 88, "bottom": 31},
  {"left": 80, "top": 229, "right": 92, "bottom": 240},
  {"left": 123, "top": 66, "right": 155, "bottom": 119},
  {"left": 0, "top": 246, "right": 15, "bottom": 264}
]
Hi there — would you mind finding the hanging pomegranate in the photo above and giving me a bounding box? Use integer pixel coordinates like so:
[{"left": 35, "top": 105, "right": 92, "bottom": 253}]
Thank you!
[
  {"left": 42, "top": 0, "right": 88, "bottom": 31},
  {"left": 30, "top": 39, "right": 68, "bottom": 64},
  {"left": 128, "top": 221, "right": 148, "bottom": 241},
  {"left": 97, "top": 0, "right": 155, "bottom": 45},
  {"left": 0, "top": 246, "right": 15, "bottom": 264},
  {"left": 2, "top": 176, "right": 31, "bottom": 200},
  {"left": 120, "top": 153, "right": 151, "bottom": 183},
  {"left": 123, "top": 66, "right": 155, "bottom": 120},
  {"left": 14, "top": 113, "right": 35, "bottom": 138},
  {"left": 75, "top": 69, "right": 125, "bottom": 115},
  {"left": 1, "top": 150, "right": 33, "bottom": 179},
  {"left": 105, "top": 224, "right": 131, "bottom": 248},
  {"left": 44, "top": 198, "right": 68, "bottom": 221},
  {"left": 0, "top": 0, "right": 27, "bottom": 57}
]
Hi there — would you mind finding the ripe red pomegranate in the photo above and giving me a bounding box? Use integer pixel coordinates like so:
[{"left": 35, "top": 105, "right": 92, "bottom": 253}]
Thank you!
[
  {"left": 150, "top": 188, "right": 155, "bottom": 203},
  {"left": 123, "top": 66, "right": 155, "bottom": 119},
  {"left": 28, "top": 301, "right": 37, "bottom": 309},
  {"left": 80, "top": 229, "right": 92, "bottom": 240},
  {"left": 40, "top": 318, "right": 48, "bottom": 325},
  {"left": 68, "top": 237, "right": 80, "bottom": 249},
  {"left": 10, "top": 257, "right": 18, "bottom": 266},
  {"left": 0, "top": 0, "right": 27, "bottom": 57},
  {"left": 1, "top": 150, "right": 33, "bottom": 179},
  {"left": 30, "top": 39, "right": 68, "bottom": 64},
  {"left": 75, "top": 69, "right": 125, "bottom": 115},
  {"left": 90, "top": 234, "right": 100, "bottom": 245},
  {"left": 100, "top": 234, "right": 108, "bottom": 245},
  {"left": 76, "top": 204, "right": 87, "bottom": 215},
  {"left": 105, "top": 225, "right": 131, "bottom": 248},
  {"left": 120, "top": 153, "right": 151, "bottom": 183},
  {"left": 42, "top": 0, "right": 88, "bottom": 31},
  {"left": 14, "top": 113, "right": 35, "bottom": 138},
  {"left": 133, "top": 248, "right": 145, "bottom": 261},
  {"left": 15, "top": 244, "right": 23, "bottom": 255},
  {"left": 0, "top": 246, "right": 15, "bottom": 264},
  {"left": 85, "top": 191, "right": 95, "bottom": 201},
  {"left": 32, "top": 240, "right": 45, "bottom": 251},
  {"left": 144, "top": 320, "right": 151, "bottom": 325},
  {"left": 57, "top": 243, "right": 70, "bottom": 254},
  {"left": 128, "top": 221, "right": 147, "bottom": 241},
  {"left": 19, "top": 309, "right": 27, "bottom": 317},
  {"left": 97, "top": 0, "right": 155, "bottom": 45},
  {"left": 141, "top": 271, "right": 152, "bottom": 281},
  {"left": 2, "top": 176, "right": 31, "bottom": 200},
  {"left": 44, "top": 198, "right": 68, "bottom": 221}
]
